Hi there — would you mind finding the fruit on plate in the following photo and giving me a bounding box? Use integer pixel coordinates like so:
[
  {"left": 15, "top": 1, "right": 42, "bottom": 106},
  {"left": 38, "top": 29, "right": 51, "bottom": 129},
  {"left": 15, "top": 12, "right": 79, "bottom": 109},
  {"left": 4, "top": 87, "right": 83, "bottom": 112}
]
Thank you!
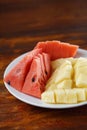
[
  {"left": 74, "top": 58, "right": 87, "bottom": 87},
  {"left": 22, "top": 53, "right": 51, "bottom": 98},
  {"left": 51, "top": 57, "right": 77, "bottom": 70},
  {"left": 41, "top": 57, "right": 87, "bottom": 104},
  {"left": 4, "top": 49, "right": 42, "bottom": 91},
  {"left": 46, "top": 79, "right": 72, "bottom": 91},
  {"left": 41, "top": 88, "right": 87, "bottom": 104},
  {"left": 73, "top": 88, "right": 86, "bottom": 102},
  {"left": 54, "top": 89, "right": 66, "bottom": 104},
  {"left": 54, "top": 60, "right": 73, "bottom": 84},
  {"left": 36, "top": 53, "right": 51, "bottom": 82},
  {"left": 41, "top": 91, "right": 55, "bottom": 104},
  {"left": 45, "top": 60, "right": 73, "bottom": 90},
  {"left": 55, "top": 89, "right": 77, "bottom": 104},
  {"left": 56, "top": 80, "right": 72, "bottom": 89},
  {"left": 41, "top": 89, "right": 78, "bottom": 104},
  {"left": 35, "top": 40, "right": 79, "bottom": 60},
  {"left": 4, "top": 40, "right": 79, "bottom": 99},
  {"left": 22, "top": 57, "right": 44, "bottom": 98}
]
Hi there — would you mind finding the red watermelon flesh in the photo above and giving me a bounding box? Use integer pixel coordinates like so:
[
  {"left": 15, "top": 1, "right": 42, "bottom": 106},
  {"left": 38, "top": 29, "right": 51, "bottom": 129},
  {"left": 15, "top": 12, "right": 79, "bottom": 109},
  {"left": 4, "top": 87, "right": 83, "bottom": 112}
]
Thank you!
[
  {"left": 37, "top": 53, "right": 47, "bottom": 82},
  {"left": 35, "top": 40, "right": 79, "bottom": 60},
  {"left": 22, "top": 57, "right": 45, "bottom": 98},
  {"left": 4, "top": 49, "right": 42, "bottom": 91},
  {"left": 34, "top": 55, "right": 46, "bottom": 88},
  {"left": 42, "top": 53, "right": 51, "bottom": 79}
]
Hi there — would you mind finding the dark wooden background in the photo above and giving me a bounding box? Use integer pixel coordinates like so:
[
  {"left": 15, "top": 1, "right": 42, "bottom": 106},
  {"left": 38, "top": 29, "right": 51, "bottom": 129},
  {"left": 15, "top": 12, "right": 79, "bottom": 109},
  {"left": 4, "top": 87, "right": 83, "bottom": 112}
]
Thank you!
[{"left": 0, "top": 0, "right": 87, "bottom": 130}]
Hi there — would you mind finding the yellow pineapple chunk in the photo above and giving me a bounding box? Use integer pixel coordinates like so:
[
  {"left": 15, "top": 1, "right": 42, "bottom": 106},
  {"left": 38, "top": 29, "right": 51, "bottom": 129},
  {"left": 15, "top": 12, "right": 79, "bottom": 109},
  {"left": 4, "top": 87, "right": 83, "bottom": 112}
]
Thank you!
[
  {"left": 76, "top": 74, "right": 87, "bottom": 88},
  {"left": 56, "top": 80, "right": 72, "bottom": 89},
  {"left": 51, "top": 58, "right": 67, "bottom": 70},
  {"left": 54, "top": 89, "right": 66, "bottom": 103},
  {"left": 46, "top": 84, "right": 56, "bottom": 91},
  {"left": 74, "top": 57, "right": 87, "bottom": 68},
  {"left": 54, "top": 61, "right": 73, "bottom": 84},
  {"left": 46, "top": 60, "right": 73, "bottom": 90},
  {"left": 54, "top": 89, "right": 77, "bottom": 104},
  {"left": 51, "top": 58, "right": 77, "bottom": 70},
  {"left": 65, "top": 89, "right": 77, "bottom": 104},
  {"left": 74, "top": 57, "right": 87, "bottom": 88},
  {"left": 41, "top": 57, "right": 87, "bottom": 105},
  {"left": 84, "top": 88, "right": 87, "bottom": 100},
  {"left": 41, "top": 91, "right": 55, "bottom": 104},
  {"left": 74, "top": 88, "right": 86, "bottom": 102}
]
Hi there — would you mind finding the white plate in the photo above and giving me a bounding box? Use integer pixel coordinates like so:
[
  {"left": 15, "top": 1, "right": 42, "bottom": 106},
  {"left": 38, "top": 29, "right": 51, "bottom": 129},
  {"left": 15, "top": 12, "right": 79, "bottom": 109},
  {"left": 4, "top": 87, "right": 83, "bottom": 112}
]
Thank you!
[{"left": 3, "top": 48, "right": 87, "bottom": 109}]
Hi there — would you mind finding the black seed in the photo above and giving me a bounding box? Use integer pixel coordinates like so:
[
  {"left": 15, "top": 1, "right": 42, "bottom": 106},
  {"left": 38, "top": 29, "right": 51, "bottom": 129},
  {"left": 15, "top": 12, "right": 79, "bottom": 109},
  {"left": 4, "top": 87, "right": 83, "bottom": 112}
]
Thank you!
[
  {"left": 45, "top": 71, "right": 48, "bottom": 75},
  {"left": 32, "top": 77, "right": 35, "bottom": 82},
  {"left": 7, "top": 81, "right": 10, "bottom": 85}
]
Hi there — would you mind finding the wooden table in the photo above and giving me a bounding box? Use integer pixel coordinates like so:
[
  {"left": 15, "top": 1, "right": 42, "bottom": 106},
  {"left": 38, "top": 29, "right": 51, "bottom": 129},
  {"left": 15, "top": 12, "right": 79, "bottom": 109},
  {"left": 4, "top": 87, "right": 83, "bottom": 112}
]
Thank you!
[{"left": 1, "top": 0, "right": 87, "bottom": 129}]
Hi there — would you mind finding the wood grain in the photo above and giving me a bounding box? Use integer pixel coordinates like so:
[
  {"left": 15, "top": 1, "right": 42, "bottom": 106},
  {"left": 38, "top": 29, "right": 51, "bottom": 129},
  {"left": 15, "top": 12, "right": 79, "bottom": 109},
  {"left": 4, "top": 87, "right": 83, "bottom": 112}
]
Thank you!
[
  {"left": 1, "top": 0, "right": 87, "bottom": 130},
  {"left": 0, "top": 0, "right": 87, "bottom": 38}
]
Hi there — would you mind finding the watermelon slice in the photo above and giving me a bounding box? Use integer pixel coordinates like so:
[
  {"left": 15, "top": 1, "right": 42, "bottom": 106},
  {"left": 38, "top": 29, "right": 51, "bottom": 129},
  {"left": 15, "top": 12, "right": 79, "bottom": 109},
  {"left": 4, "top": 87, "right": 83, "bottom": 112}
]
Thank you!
[
  {"left": 34, "top": 55, "right": 46, "bottom": 88},
  {"left": 37, "top": 53, "right": 48, "bottom": 82},
  {"left": 35, "top": 41, "right": 79, "bottom": 60},
  {"left": 22, "top": 57, "right": 45, "bottom": 98},
  {"left": 22, "top": 52, "right": 51, "bottom": 98},
  {"left": 42, "top": 53, "right": 51, "bottom": 80},
  {"left": 4, "top": 49, "right": 42, "bottom": 91}
]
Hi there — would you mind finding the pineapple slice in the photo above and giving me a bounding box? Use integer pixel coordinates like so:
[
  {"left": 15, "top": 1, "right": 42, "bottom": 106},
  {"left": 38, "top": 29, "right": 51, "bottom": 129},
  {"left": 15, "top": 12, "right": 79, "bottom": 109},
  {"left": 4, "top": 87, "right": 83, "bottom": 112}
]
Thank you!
[
  {"left": 45, "top": 78, "right": 55, "bottom": 89},
  {"left": 46, "top": 60, "right": 73, "bottom": 90},
  {"left": 73, "top": 88, "right": 86, "bottom": 102},
  {"left": 51, "top": 58, "right": 77, "bottom": 70},
  {"left": 54, "top": 60, "right": 73, "bottom": 84},
  {"left": 46, "top": 84, "right": 56, "bottom": 91},
  {"left": 74, "top": 57, "right": 87, "bottom": 88},
  {"left": 66, "top": 58, "right": 77, "bottom": 66},
  {"left": 41, "top": 57, "right": 87, "bottom": 105},
  {"left": 56, "top": 79, "right": 72, "bottom": 89},
  {"left": 45, "top": 67, "right": 61, "bottom": 88},
  {"left": 65, "top": 89, "right": 77, "bottom": 104},
  {"left": 76, "top": 74, "right": 87, "bottom": 88},
  {"left": 51, "top": 58, "right": 67, "bottom": 70},
  {"left": 84, "top": 88, "right": 87, "bottom": 100},
  {"left": 46, "top": 80, "right": 72, "bottom": 90},
  {"left": 54, "top": 89, "right": 77, "bottom": 104},
  {"left": 54, "top": 89, "right": 66, "bottom": 104},
  {"left": 41, "top": 91, "right": 55, "bottom": 104},
  {"left": 74, "top": 57, "right": 87, "bottom": 68}
]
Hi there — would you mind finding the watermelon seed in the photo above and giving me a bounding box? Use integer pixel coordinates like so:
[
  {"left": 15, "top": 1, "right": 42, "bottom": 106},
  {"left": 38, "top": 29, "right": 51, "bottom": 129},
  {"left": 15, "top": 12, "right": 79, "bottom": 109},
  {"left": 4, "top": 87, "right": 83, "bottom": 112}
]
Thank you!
[
  {"left": 45, "top": 71, "right": 48, "bottom": 75},
  {"left": 32, "top": 77, "right": 35, "bottom": 82},
  {"left": 7, "top": 80, "right": 10, "bottom": 85}
]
